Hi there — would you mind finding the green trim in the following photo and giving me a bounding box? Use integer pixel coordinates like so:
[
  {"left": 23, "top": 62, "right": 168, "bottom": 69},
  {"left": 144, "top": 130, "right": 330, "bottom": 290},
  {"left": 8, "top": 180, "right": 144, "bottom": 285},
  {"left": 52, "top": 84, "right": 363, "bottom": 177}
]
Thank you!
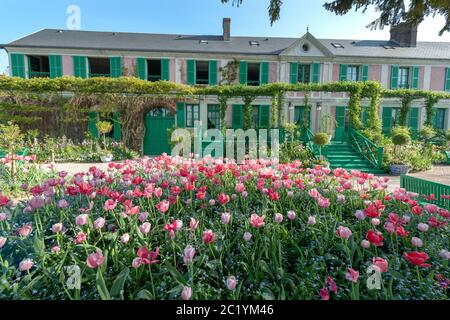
[
  {"left": 137, "top": 58, "right": 147, "bottom": 80},
  {"left": 208, "top": 60, "right": 217, "bottom": 86},
  {"left": 339, "top": 64, "right": 348, "bottom": 82},
  {"left": 11, "top": 54, "right": 26, "bottom": 78},
  {"left": 73, "top": 56, "right": 87, "bottom": 79},
  {"left": 311, "top": 63, "right": 320, "bottom": 84},
  {"left": 187, "top": 60, "right": 196, "bottom": 85},
  {"left": 110, "top": 57, "right": 122, "bottom": 78},
  {"left": 390, "top": 65, "right": 399, "bottom": 89},
  {"left": 260, "top": 62, "right": 269, "bottom": 85},
  {"left": 445, "top": 68, "right": 450, "bottom": 92},
  {"left": 290, "top": 62, "right": 298, "bottom": 84},
  {"left": 239, "top": 61, "right": 248, "bottom": 85},
  {"left": 411, "top": 66, "right": 420, "bottom": 90},
  {"left": 161, "top": 59, "right": 170, "bottom": 81},
  {"left": 49, "top": 55, "right": 63, "bottom": 78},
  {"left": 361, "top": 65, "right": 369, "bottom": 81}
]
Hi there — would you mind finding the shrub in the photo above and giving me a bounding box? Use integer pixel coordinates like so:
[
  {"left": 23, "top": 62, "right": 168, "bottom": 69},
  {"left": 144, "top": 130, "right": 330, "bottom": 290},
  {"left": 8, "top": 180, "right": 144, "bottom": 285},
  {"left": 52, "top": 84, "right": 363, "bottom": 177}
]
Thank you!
[
  {"left": 391, "top": 126, "right": 411, "bottom": 147},
  {"left": 313, "top": 132, "right": 331, "bottom": 146}
]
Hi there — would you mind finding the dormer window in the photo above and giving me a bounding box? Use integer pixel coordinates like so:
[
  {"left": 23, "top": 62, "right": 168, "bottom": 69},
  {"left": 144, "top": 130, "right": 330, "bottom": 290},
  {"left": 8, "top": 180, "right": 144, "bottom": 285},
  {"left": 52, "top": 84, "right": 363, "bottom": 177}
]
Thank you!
[
  {"left": 249, "top": 41, "right": 260, "bottom": 47},
  {"left": 331, "top": 43, "right": 344, "bottom": 49},
  {"left": 199, "top": 40, "right": 209, "bottom": 45}
]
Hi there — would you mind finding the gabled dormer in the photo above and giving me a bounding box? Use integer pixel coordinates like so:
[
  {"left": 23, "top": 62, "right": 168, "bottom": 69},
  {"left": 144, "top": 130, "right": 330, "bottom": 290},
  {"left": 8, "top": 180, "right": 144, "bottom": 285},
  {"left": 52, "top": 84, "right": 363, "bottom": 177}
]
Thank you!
[{"left": 280, "top": 32, "right": 333, "bottom": 58}]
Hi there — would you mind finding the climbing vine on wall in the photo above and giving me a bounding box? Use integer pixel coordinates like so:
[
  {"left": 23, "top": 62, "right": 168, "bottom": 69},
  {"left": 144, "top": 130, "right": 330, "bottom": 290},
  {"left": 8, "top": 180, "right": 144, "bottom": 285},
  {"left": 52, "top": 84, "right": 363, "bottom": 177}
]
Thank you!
[
  {"left": 367, "top": 92, "right": 382, "bottom": 132},
  {"left": 399, "top": 95, "right": 415, "bottom": 126},
  {"left": 348, "top": 86, "right": 363, "bottom": 129},
  {"left": 424, "top": 95, "right": 440, "bottom": 127},
  {"left": 243, "top": 96, "right": 254, "bottom": 130},
  {"left": 270, "top": 95, "right": 278, "bottom": 129},
  {"left": 218, "top": 95, "right": 228, "bottom": 132}
]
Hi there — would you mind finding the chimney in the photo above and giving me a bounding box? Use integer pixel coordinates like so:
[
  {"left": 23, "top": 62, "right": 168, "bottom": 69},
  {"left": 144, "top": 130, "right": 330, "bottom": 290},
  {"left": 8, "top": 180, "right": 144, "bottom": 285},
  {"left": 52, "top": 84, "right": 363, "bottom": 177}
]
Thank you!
[
  {"left": 223, "top": 18, "right": 231, "bottom": 41},
  {"left": 390, "top": 22, "right": 418, "bottom": 47}
]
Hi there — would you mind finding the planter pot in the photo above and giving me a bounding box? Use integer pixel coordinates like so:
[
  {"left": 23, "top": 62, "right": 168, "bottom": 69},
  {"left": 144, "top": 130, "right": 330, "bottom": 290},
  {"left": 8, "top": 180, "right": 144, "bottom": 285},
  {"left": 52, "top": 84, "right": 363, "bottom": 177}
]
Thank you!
[
  {"left": 100, "top": 154, "right": 113, "bottom": 163},
  {"left": 389, "top": 164, "right": 410, "bottom": 176}
]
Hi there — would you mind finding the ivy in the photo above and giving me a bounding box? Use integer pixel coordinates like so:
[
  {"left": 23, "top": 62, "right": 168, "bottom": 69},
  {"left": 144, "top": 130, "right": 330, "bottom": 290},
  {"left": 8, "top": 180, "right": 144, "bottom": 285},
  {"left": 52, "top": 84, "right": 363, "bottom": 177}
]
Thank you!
[
  {"left": 270, "top": 95, "right": 278, "bottom": 129},
  {"left": 218, "top": 95, "right": 228, "bottom": 132},
  {"left": 424, "top": 95, "right": 440, "bottom": 127},
  {"left": 399, "top": 95, "right": 414, "bottom": 126},
  {"left": 243, "top": 96, "right": 254, "bottom": 130},
  {"left": 348, "top": 86, "right": 363, "bottom": 129},
  {"left": 367, "top": 92, "right": 381, "bottom": 132}
]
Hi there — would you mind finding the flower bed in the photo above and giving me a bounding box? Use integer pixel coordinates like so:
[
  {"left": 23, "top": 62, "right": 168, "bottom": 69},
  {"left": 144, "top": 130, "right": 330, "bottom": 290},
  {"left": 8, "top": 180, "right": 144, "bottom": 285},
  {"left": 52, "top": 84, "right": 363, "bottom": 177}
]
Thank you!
[{"left": 0, "top": 155, "right": 449, "bottom": 300}]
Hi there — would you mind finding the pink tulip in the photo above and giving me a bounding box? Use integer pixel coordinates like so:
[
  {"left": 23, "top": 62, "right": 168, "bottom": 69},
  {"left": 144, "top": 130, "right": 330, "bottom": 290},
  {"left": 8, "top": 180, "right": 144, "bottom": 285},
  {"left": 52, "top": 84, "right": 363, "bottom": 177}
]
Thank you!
[
  {"left": 371, "top": 218, "right": 381, "bottom": 226},
  {"left": 0, "top": 236, "right": 6, "bottom": 248},
  {"left": 439, "top": 250, "right": 450, "bottom": 260},
  {"left": 104, "top": 199, "right": 117, "bottom": 211},
  {"left": 274, "top": 213, "right": 283, "bottom": 224},
  {"left": 287, "top": 210, "right": 296, "bottom": 221},
  {"left": 372, "top": 257, "right": 388, "bottom": 273},
  {"left": 93, "top": 217, "right": 106, "bottom": 230},
  {"left": 181, "top": 286, "right": 192, "bottom": 300},
  {"left": 250, "top": 214, "right": 265, "bottom": 229},
  {"left": 345, "top": 268, "right": 360, "bottom": 283},
  {"left": 74, "top": 232, "right": 87, "bottom": 244},
  {"left": 17, "top": 224, "right": 32, "bottom": 237},
  {"left": 308, "top": 189, "right": 319, "bottom": 198},
  {"left": 336, "top": 226, "right": 352, "bottom": 240},
  {"left": 57, "top": 199, "right": 69, "bottom": 209},
  {"left": 120, "top": 233, "right": 130, "bottom": 243},
  {"left": 0, "top": 212, "right": 7, "bottom": 222},
  {"left": 361, "top": 240, "right": 370, "bottom": 248},
  {"left": 75, "top": 214, "right": 88, "bottom": 226},
  {"left": 139, "top": 211, "right": 149, "bottom": 222},
  {"left": 51, "top": 245, "right": 61, "bottom": 254},
  {"left": 218, "top": 193, "right": 230, "bottom": 206},
  {"left": 243, "top": 232, "right": 252, "bottom": 242},
  {"left": 235, "top": 183, "right": 245, "bottom": 193},
  {"left": 417, "top": 223, "right": 429, "bottom": 232},
  {"left": 202, "top": 229, "right": 215, "bottom": 244},
  {"left": 52, "top": 223, "right": 63, "bottom": 233},
  {"left": 140, "top": 222, "right": 152, "bottom": 235},
  {"left": 354, "top": 210, "right": 366, "bottom": 220},
  {"left": 227, "top": 276, "right": 237, "bottom": 291},
  {"left": 411, "top": 237, "right": 423, "bottom": 248},
  {"left": 19, "top": 258, "right": 33, "bottom": 272},
  {"left": 86, "top": 251, "right": 105, "bottom": 269},
  {"left": 308, "top": 216, "right": 317, "bottom": 225},
  {"left": 29, "top": 196, "right": 45, "bottom": 210},
  {"left": 156, "top": 200, "right": 170, "bottom": 214},
  {"left": 183, "top": 245, "right": 196, "bottom": 265},
  {"left": 221, "top": 212, "right": 231, "bottom": 225},
  {"left": 190, "top": 218, "right": 199, "bottom": 230}
]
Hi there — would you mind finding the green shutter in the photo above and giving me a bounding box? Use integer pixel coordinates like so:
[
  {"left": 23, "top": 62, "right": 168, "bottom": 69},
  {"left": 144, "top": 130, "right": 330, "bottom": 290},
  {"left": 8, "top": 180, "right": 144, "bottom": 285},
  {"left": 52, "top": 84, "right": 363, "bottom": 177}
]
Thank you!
[
  {"left": 137, "top": 58, "right": 147, "bottom": 80},
  {"left": 49, "top": 55, "right": 63, "bottom": 78},
  {"left": 382, "top": 107, "right": 393, "bottom": 134},
  {"left": 408, "top": 108, "right": 419, "bottom": 133},
  {"left": 209, "top": 60, "right": 217, "bottom": 85},
  {"left": 187, "top": 60, "right": 196, "bottom": 85},
  {"left": 260, "top": 62, "right": 269, "bottom": 85},
  {"left": 339, "top": 64, "right": 348, "bottom": 81},
  {"left": 239, "top": 61, "right": 248, "bottom": 85},
  {"left": 110, "top": 57, "right": 122, "bottom": 78},
  {"left": 390, "top": 65, "right": 399, "bottom": 89},
  {"left": 88, "top": 112, "right": 99, "bottom": 138},
  {"left": 259, "top": 105, "right": 270, "bottom": 128},
  {"left": 311, "top": 63, "right": 320, "bottom": 83},
  {"left": 445, "top": 68, "right": 450, "bottom": 92},
  {"left": 73, "top": 56, "right": 87, "bottom": 78},
  {"left": 232, "top": 104, "right": 244, "bottom": 129},
  {"left": 290, "top": 62, "right": 298, "bottom": 84},
  {"left": 411, "top": 66, "right": 420, "bottom": 90},
  {"left": 361, "top": 65, "right": 369, "bottom": 81},
  {"left": 161, "top": 59, "right": 170, "bottom": 81},
  {"left": 112, "top": 112, "right": 121, "bottom": 141},
  {"left": 177, "top": 102, "right": 185, "bottom": 128},
  {"left": 10, "top": 53, "right": 26, "bottom": 78}
]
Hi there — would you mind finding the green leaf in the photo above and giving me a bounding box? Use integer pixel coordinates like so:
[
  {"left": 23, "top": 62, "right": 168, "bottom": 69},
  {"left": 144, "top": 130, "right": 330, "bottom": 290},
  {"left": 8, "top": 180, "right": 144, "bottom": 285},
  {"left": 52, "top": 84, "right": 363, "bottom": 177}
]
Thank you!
[
  {"left": 261, "top": 287, "right": 275, "bottom": 300},
  {"left": 33, "top": 233, "right": 45, "bottom": 255},
  {"left": 96, "top": 268, "right": 111, "bottom": 300},
  {"left": 109, "top": 267, "right": 129, "bottom": 299},
  {"left": 135, "top": 289, "right": 153, "bottom": 300},
  {"left": 165, "top": 262, "right": 187, "bottom": 286}
]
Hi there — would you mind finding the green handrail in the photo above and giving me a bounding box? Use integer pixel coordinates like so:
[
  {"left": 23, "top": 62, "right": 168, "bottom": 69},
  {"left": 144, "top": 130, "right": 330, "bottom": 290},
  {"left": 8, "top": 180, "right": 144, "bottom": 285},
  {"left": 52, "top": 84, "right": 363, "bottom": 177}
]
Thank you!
[
  {"left": 348, "top": 127, "right": 383, "bottom": 169},
  {"left": 303, "top": 128, "right": 320, "bottom": 159},
  {"left": 401, "top": 175, "right": 450, "bottom": 209}
]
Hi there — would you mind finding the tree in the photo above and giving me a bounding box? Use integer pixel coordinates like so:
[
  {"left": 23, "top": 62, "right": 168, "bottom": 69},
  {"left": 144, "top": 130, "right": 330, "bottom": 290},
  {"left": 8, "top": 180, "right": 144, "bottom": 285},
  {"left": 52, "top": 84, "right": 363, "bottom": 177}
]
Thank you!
[{"left": 220, "top": 0, "right": 450, "bottom": 35}]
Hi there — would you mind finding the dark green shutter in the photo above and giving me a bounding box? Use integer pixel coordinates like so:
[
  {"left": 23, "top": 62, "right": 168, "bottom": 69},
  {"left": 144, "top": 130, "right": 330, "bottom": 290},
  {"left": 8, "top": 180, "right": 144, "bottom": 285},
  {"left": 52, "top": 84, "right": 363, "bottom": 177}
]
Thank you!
[
  {"left": 411, "top": 67, "right": 420, "bottom": 90},
  {"left": 88, "top": 112, "right": 99, "bottom": 138},
  {"left": 49, "top": 55, "right": 63, "bottom": 78},
  {"left": 260, "top": 62, "right": 269, "bottom": 85},
  {"left": 311, "top": 63, "right": 320, "bottom": 83},
  {"left": 259, "top": 105, "right": 270, "bottom": 128},
  {"left": 445, "top": 68, "right": 450, "bottom": 92},
  {"left": 113, "top": 112, "right": 121, "bottom": 141},
  {"left": 110, "top": 57, "right": 122, "bottom": 78},
  {"left": 177, "top": 103, "right": 185, "bottom": 128},
  {"left": 209, "top": 60, "right": 217, "bottom": 85},
  {"left": 382, "top": 107, "right": 393, "bottom": 134},
  {"left": 361, "top": 65, "right": 369, "bottom": 81},
  {"left": 187, "top": 60, "right": 196, "bottom": 85},
  {"left": 239, "top": 61, "right": 248, "bottom": 85},
  {"left": 390, "top": 65, "right": 399, "bottom": 89},
  {"left": 137, "top": 58, "right": 147, "bottom": 80},
  {"left": 232, "top": 104, "right": 244, "bottom": 129},
  {"left": 290, "top": 62, "right": 298, "bottom": 84},
  {"left": 161, "top": 59, "right": 170, "bottom": 81},
  {"left": 408, "top": 108, "right": 419, "bottom": 133},
  {"left": 73, "top": 56, "right": 87, "bottom": 78},
  {"left": 10, "top": 53, "right": 25, "bottom": 78},
  {"left": 339, "top": 64, "right": 348, "bottom": 81}
]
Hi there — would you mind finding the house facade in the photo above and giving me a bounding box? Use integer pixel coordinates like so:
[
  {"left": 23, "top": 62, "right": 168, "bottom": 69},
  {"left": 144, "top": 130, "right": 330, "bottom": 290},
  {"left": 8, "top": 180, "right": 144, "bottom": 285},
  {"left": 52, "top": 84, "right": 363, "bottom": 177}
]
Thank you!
[{"left": 2, "top": 18, "right": 450, "bottom": 156}]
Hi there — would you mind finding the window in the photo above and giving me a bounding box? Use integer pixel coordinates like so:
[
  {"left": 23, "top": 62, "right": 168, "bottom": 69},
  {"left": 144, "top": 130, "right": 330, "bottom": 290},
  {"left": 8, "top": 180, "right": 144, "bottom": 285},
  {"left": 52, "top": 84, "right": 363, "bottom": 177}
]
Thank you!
[
  {"left": 147, "top": 59, "right": 162, "bottom": 82},
  {"left": 186, "top": 104, "right": 200, "bottom": 127},
  {"left": 249, "top": 41, "right": 260, "bottom": 46},
  {"left": 331, "top": 43, "right": 344, "bottom": 49},
  {"left": 435, "top": 108, "right": 447, "bottom": 130},
  {"left": 252, "top": 106, "right": 259, "bottom": 128},
  {"left": 398, "top": 67, "right": 410, "bottom": 89},
  {"left": 196, "top": 61, "right": 209, "bottom": 85},
  {"left": 207, "top": 105, "right": 221, "bottom": 129},
  {"left": 247, "top": 63, "right": 260, "bottom": 86},
  {"left": 88, "top": 57, "right": 110, "bottom": 77},
  {"left": 297, "top": 64, "right": 311, "bottom": 84},
  {"left": 28, "top": 56, "right": 50, "bottom": 78},
  {"left": 347, "top": 66, "right": 360, "bottom": 82}
]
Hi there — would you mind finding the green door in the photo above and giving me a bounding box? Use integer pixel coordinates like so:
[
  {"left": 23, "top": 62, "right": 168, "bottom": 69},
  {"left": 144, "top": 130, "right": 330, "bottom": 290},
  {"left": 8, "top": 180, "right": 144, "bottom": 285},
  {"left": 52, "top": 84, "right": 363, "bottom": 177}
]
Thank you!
[
  {"left": 144, "top": 109, "right": 175, "bottom": 156},
  {"left": 333, "top": 106, "right": 348, "bottom": 142}
]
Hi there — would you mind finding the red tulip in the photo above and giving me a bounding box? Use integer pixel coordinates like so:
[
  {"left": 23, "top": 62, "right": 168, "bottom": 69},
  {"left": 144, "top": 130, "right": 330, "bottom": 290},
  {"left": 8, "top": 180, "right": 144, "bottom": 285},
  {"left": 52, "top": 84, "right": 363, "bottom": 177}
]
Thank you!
[
  {"left": 366, "top": 230, "right": 384, "bottom": 247},
  {"left": 202, "top": 229, "right": 215, "bottom": 244},
  {"left": 218, "top": 193, "right": 230, "bottom": 206},
  {"left": 404, "top": 251, "right": 431, "bottom": 268}
]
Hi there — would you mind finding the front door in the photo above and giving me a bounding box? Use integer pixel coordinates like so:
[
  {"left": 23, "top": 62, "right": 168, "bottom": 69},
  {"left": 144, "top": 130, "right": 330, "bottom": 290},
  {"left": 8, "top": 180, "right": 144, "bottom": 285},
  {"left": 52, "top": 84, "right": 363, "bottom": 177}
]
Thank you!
[
  {"left": 333, "top": 106, "right": 349, "bottom": 142},
  {"left": 144, "top": 108, "right": 175, "bottom": 156}
]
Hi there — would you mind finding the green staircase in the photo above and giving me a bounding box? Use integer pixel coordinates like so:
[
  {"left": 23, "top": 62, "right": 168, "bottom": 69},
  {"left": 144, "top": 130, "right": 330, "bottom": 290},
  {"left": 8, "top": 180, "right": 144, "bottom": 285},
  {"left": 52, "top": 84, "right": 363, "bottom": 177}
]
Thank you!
[{"left": 326, "top": 142, "right": 385, "bottom": 174}]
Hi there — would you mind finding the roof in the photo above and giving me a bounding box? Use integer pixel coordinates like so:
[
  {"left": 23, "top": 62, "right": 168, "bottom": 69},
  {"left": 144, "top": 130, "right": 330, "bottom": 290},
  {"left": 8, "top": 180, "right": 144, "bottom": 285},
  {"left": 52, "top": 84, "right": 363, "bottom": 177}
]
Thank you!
[{"left": 3, "top": 28, "right": 450, "bottom": 60}]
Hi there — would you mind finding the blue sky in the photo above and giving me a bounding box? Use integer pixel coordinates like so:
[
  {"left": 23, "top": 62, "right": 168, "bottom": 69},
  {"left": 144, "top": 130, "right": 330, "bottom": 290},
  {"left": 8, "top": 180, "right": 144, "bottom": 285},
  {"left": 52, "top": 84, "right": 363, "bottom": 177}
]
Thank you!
[{"left": 1, "top": 0, "right": 449, "bottom": 73}]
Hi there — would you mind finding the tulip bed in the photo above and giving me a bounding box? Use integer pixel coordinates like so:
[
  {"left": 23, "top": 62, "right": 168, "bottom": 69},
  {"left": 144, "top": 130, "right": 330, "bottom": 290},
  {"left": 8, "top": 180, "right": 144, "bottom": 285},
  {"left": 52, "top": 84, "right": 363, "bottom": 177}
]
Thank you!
[{"left": 0, "top": 155, "right": 449, "bottom": 300}]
